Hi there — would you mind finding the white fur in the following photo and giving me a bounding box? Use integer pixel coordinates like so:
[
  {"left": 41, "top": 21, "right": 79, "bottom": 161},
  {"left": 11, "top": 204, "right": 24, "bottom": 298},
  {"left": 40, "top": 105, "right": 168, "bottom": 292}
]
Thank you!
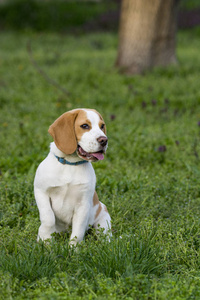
[{"left": 34, "top": 109, "right": 111, "bottom": 246}]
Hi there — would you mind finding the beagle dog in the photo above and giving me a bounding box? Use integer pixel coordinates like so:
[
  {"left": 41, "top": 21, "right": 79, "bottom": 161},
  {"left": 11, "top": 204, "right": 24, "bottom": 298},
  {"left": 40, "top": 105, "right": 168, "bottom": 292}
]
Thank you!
[{"left": 34, "top": 108, "right": 111, "bottom": 246}]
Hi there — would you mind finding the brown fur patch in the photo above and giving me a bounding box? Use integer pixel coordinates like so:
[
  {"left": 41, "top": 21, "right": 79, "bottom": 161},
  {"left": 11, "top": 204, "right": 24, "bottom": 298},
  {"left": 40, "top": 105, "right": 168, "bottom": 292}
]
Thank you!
[
  {"left": 48, "top": 109, "right": 82, "bottom": 155},
  {"left": 93, "top": 191, "right": 102, "bottom": 218},
  {"left": 98, "top": 120, "right": 106, "bottom": 134},
  {"left": 95, "top": 203, "right": 102, "bottom": 219},
  {"left": 74, "top": 110, "right": 92, "bottom": 142},
  {"left": 93, "top": 191, "right": 99, "bottom": 206}
]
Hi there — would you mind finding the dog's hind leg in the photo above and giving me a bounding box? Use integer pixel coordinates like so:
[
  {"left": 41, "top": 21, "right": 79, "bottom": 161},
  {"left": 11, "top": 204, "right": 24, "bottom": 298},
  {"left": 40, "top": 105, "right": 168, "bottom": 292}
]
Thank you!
[{"left": 93, "top": 202, "right": 112, "bottom": 241}]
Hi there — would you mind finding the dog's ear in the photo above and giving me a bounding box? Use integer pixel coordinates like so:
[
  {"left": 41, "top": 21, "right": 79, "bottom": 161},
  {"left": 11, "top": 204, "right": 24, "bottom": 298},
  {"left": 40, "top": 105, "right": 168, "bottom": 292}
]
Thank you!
[{"left": 48, "top": 110, "right": 79, "bottom": 155}]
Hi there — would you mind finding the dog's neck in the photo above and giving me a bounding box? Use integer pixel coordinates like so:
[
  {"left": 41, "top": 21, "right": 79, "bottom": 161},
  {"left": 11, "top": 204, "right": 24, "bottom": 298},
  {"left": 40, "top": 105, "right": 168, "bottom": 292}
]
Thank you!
[{"left": 50, "top": 142, "right": 85, "bottom": 163}]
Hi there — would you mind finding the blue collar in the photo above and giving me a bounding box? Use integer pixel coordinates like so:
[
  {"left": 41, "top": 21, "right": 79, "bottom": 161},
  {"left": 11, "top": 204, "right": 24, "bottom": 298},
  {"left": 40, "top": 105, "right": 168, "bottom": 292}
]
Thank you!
[{"left": 54, "top": 155, "right": 88, "bottom": 166}]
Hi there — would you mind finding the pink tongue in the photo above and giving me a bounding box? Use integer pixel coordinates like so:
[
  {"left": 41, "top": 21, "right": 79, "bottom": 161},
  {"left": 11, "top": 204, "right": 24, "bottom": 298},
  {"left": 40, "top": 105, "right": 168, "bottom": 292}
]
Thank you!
[{"left": 91, "top": 152, "right": 104, "bottom": 160}]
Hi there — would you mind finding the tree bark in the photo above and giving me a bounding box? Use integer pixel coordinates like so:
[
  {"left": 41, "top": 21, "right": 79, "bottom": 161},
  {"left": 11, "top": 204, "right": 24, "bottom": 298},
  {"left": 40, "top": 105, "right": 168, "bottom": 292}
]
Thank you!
[{"left": 116, "top": 0, "right": 179, "bottom": 75}]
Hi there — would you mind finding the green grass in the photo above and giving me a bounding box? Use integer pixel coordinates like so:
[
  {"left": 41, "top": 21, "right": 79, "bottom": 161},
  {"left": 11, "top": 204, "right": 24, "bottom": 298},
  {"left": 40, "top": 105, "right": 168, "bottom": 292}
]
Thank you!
[
  {"left": 180, "top": 0, "right": 200, "bottom": 10},
  {"left": 1, "top": 23, "right": 200, "bottom": 299}
]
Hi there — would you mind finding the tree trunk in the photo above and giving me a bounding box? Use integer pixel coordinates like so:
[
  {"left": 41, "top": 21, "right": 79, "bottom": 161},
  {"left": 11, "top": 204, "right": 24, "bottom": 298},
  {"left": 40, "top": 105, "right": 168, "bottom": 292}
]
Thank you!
[{"left": 116, "top": 0, "right": 179, "bottom": 75}]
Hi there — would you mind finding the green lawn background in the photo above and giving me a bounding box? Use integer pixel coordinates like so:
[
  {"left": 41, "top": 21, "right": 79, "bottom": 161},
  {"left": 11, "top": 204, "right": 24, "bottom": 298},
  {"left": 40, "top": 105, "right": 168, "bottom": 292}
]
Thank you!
[{"left": 1, "top": 1, "right": 200, "bottom": 299}]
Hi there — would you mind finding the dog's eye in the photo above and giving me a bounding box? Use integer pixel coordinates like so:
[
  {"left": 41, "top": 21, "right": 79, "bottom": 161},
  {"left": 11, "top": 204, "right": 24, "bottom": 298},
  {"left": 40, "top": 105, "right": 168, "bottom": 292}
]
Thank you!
[
  {"left": 81, "top": 124, "right": 90, "bottom": 130},
  {"left": 101, "top": 124, "right": 105, "bottom": 130}
]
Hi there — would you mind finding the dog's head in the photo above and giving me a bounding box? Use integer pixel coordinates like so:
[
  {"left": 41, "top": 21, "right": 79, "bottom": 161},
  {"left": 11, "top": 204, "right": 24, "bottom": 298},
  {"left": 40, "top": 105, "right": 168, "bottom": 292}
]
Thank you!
[{"left": 48, "top": 108, "right": 108, "bottom": 162}]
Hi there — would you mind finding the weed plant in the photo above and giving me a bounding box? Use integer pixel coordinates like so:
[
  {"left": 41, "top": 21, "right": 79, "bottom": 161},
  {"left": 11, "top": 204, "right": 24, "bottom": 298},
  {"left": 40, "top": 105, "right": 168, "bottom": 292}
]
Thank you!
[{"left": 0, "top": 11, "right": 200, "bottom": 299}]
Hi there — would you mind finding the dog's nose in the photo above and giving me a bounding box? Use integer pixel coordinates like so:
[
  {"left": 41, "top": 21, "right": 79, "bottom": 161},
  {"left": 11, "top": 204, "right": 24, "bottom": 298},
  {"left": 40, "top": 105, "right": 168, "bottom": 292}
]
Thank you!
[{"left": 97, "top": 136, "right": 108, "bottom": 147}]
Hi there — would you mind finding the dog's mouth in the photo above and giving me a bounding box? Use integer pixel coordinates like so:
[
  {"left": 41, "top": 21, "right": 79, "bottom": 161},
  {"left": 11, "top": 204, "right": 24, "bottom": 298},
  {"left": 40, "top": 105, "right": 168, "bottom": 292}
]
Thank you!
[{"left": 77, "top": 145, "right": 105, "bottom": 162}]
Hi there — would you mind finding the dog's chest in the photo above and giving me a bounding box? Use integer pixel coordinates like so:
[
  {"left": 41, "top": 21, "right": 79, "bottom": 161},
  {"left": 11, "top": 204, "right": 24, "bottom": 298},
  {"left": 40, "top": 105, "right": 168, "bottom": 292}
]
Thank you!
[{"left": 49, "top": 181, "right": 93, "bottom": 224}]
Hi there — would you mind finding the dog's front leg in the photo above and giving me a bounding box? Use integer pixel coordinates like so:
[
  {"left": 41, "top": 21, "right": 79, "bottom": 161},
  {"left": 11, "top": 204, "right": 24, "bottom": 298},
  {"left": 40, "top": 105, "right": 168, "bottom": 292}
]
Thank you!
[
  {"left": 34, "top": 188, "right": 56, "bottom": 241},
  {"left": 69, "top": 202, "right": 90, "bottom": 246}
]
